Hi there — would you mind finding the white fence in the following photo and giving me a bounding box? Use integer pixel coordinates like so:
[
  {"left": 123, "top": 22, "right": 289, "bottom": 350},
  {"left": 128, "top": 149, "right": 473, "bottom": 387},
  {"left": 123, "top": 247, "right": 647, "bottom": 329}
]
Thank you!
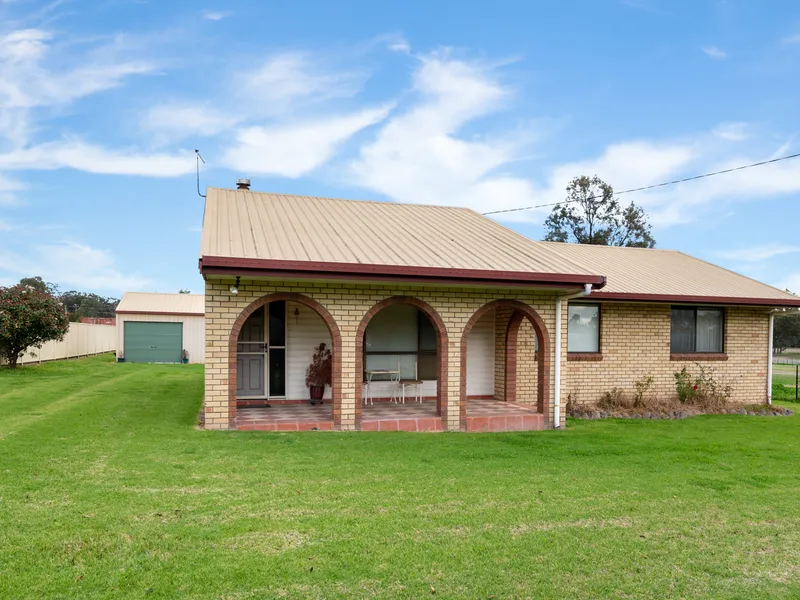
[{"left": 2, "top": 322, "right": 116, "bottom": 366}]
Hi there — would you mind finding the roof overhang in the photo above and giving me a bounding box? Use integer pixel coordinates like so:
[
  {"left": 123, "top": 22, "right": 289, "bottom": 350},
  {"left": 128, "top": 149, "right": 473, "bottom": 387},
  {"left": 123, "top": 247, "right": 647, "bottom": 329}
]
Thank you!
[
  {"left": 590, "top": 291, "right": 800, "bottom": 307},
  {"left": 199, "top": 255, "right": 607, "bottom": 290},
  {"left": 115, "top": 310, "right": 205, "bottom": 317}
]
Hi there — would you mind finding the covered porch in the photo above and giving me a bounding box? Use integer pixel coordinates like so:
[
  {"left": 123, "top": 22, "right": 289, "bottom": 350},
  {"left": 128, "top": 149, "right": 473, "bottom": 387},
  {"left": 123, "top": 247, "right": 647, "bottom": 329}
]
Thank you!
[
  {"left": 236, "top": 399, "right": 545, "bottom": 432},
  {"left": 230, "top": 293, "right": 551, "bottom": 432}
]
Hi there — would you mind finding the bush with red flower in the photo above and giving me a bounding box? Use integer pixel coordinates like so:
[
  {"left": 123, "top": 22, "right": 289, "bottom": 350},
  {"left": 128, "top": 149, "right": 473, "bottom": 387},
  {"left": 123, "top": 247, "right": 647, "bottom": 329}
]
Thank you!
[
  {"left": 674, "top": 365, "right": 732, "bottom": 409},
  {"left": 0, "top": 284, "right": 70, "bottom": 369}
]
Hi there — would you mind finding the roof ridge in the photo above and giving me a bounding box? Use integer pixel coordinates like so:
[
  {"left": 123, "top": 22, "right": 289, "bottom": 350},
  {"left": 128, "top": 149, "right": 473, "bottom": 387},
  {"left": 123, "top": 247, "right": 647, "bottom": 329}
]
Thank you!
[
  {"left": 537, "top": 240, "right": 679, "bottom": 253},
  {"left": 207, "top": 187, "right": 478, "bottom": 213}
]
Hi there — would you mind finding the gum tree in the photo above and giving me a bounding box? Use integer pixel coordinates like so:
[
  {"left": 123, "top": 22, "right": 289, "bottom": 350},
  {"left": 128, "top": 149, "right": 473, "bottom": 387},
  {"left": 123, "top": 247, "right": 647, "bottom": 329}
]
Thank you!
[
  {"left": 0, "top": 284, "right": 70, "bottom": 369},
  {"left": 543, "top": 175, "right": 656, "bottom": 247}
]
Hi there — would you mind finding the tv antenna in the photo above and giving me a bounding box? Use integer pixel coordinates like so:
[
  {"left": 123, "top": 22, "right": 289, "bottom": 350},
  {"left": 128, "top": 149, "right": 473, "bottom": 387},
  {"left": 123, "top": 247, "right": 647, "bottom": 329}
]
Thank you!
[{"left": 195, "top": 149, "right": 206, "bottom": 198}]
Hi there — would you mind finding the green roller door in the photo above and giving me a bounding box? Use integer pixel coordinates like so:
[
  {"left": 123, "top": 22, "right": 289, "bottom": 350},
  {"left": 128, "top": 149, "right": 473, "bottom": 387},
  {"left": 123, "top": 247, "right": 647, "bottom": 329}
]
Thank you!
[{"left": 124, "top": 322, "right": 183, "bottom": 363}]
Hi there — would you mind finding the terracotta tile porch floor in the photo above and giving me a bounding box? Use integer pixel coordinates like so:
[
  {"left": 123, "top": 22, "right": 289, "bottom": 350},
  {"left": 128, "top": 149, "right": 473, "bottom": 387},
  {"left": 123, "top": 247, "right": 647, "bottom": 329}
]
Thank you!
[{"left": 235, "top": 399, "right": 545, "bottom": 432}]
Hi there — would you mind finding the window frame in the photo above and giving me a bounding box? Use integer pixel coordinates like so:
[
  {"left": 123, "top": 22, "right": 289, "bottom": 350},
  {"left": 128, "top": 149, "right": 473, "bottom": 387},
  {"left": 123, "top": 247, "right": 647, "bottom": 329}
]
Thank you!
[
  {"left": 567, "top": 302, "right": 603, "bottom": 361},
  {"left": 363, "top": 309, "right": 438, "bottom": 381},
  {"left": 669, "top": 305, "right": 727, "bottom": 358}
]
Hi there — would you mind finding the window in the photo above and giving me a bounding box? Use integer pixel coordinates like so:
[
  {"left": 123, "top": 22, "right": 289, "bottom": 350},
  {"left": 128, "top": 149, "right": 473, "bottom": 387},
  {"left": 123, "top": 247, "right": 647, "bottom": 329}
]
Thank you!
[
  {"left": 568, "top": 304, "right": 600, "bottom": 352},
  {"left": 364, "top": 305, "right": 438, "bottom": 380},
  {"left": 670, "top": 307, "right": 724, "bottom": 353}
]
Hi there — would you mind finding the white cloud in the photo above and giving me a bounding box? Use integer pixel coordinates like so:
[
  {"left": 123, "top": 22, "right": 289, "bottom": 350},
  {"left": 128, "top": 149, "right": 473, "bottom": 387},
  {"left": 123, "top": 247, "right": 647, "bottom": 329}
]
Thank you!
[
  {"left": 781, "top": 33, "right": 800, "bottom": 45},
  {"left": 350, "top": 53, "right": 540, "bottom": 215},
  {"left": 702, "top": 46, "right": 728, "bottom": 59},
  {"left": 223, "top": 105, "right": 393, "bottom": 177},
  {"left": 718, "top": 244, "right": 800, "bottom": 263},
  {"left": 387, "top": 36, "right": 412, "bottom": 54},
  {"left": 0, "top": 28, "right": 153, "bottom": 111},
  {"left": 202, "top": 10, "right": 229, "bottom": 21},
  {"left": 713, "top": 122, "right": 749, "bottom": 141},
  {"left": 0, "top": 172, "right": 24, "bottom": 205},
  {"left": 0, "top": 242, "right": 150, "bottom": 293},
  {"left": 0, "top": 26, "right": 159, "bottom": 183},
  {"left": 141, "top": 103, "right": 238, "bottom": 141},
  {"left": 0, "top": 140, "right": 193, "bottom": 177},
  {"left": 140, "top": 51, "right": 368, "bottom": 144},
  {"left": 236, "top": 53, "right": 366, "bottom": 116}
]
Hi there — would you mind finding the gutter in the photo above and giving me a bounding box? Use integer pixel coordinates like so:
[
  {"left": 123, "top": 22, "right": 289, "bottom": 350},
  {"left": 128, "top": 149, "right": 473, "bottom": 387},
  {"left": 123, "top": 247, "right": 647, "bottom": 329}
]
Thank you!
[
  {"left": 767, "top": 310, "right": 778, "bottom": 405},
  {"left": 553, "top": 283, "right": 594, "bottom": 428},
  {"left": 198, "top": 256, "right": 607, "bottom": 289}
]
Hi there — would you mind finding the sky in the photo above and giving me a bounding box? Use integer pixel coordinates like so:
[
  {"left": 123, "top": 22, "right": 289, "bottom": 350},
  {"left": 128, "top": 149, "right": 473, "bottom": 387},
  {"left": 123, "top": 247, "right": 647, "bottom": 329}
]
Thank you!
[{"left": 1, "top": 0, "right": 800, "bottom": 297}]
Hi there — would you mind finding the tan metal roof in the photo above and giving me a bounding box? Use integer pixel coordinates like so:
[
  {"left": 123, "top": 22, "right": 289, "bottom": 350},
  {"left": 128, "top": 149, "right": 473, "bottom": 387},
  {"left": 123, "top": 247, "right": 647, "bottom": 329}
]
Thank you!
[
  {"left": 538, "top": 242, "right": 797, "bottom": 303},
  {"left": 116, "top": 292, "right": 205, "bottom": 315},
  {"left": 199, "top": 188, "right": 601, "bottom": 284},
  {"left": 198, "top": 188, "right": 799, "bottom": 305}
]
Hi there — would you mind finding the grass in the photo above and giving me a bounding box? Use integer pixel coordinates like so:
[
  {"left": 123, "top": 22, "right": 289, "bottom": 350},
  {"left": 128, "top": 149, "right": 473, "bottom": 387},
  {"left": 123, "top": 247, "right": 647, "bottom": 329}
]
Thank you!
[
  {"left": 1, "top": 355, "right": 800, "bottom": 599},
  {"left": 774, "top": 363, "right": 799, "bottom": 389}
]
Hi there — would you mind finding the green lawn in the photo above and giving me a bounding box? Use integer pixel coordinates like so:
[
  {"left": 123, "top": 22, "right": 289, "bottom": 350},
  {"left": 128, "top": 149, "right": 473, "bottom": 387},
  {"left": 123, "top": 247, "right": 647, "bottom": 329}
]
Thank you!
[
  {"left": 2, "top": 355, "right": 800, "bottom": 599},
  {"left": 774, "top": 363, "right": 799, "bottom": 389}
]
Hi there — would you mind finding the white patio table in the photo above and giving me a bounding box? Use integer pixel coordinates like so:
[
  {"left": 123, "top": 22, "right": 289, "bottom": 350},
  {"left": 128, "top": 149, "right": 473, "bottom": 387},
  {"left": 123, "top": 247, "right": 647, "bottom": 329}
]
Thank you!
[{"left": 363, "top": 369, "right": 400, "bottom": 405}]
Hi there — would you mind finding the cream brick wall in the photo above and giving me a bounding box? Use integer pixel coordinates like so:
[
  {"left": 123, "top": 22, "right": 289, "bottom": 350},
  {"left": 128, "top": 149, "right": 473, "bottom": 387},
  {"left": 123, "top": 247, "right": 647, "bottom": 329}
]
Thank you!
[
  {"left": 516, "top": 319, "right": 539, "bottom": 407},
  {"left": 565, "top": 303, "right": 770, "bottom": 407},
  {"left": 204, "top": 278, "right": 563, "bottom": 431}
]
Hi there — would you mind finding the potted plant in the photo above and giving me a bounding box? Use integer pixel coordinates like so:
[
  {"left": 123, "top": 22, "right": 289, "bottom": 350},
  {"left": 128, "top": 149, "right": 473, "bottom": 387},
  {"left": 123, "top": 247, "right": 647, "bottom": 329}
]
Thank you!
[
  {"left": 117, "top": 354, "right": 125, "bottom": 363},
  {"left": 181, "top": 349, "right": 189, "bottom": 364},
  {"left": 305, "top": 342, "right": 332, "bottom": 405}
]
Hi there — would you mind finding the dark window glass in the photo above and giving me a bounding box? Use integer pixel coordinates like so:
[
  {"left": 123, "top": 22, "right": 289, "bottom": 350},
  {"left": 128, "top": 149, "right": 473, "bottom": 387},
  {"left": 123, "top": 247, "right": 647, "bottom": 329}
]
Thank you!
[
  {"left": 418, "top": 353, "right": 437, "bottom": 380},
  {"left": 419, "top": 312, "right": 437, "bottom": 352},
  {"left": 670, "top": 307, "right": 724, "bottom": 353},
  {"left": 269, "top": 348, "right": 286, "bottom": 396},
  {"left": 269, "top": 301, "right": 286, "bottom": 347}
]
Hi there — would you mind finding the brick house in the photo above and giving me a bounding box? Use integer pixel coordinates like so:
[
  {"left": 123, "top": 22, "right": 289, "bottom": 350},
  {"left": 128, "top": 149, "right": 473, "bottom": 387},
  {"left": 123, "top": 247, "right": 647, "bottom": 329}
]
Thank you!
[{"left": 199, "top": 186, "right": 800, "bottom": 432}]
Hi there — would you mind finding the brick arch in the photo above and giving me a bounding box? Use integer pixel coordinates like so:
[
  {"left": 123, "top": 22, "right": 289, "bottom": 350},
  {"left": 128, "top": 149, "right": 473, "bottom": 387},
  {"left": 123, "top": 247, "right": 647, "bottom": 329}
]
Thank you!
[
  {"left": 227, "top": 292, "right": 342, "bottom": 429},
  {"left": 460, "top": 300, "right": 551, "bottom": 430},
  {"left": 355, "top": 296, "right": 449, "bottom": 430}
]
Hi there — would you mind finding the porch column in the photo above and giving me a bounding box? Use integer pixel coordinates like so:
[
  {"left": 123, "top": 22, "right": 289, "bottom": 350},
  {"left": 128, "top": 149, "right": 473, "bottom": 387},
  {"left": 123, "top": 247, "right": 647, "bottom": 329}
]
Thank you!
[{"left": 338, "top": 327, "right": 359, "bottom": 431}]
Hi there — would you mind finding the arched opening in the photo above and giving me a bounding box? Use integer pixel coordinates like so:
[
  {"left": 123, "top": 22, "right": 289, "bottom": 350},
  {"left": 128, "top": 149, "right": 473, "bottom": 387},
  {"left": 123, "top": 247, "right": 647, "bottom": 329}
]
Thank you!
[
  {"left": 228, "top": 293, "right": 342, "bottom": 431},
  {"left": 355, "top": 297, "right": 448, "bottom": 431},
  {"left": 461, "top": 300, "right": 550, "bottom": 431}
]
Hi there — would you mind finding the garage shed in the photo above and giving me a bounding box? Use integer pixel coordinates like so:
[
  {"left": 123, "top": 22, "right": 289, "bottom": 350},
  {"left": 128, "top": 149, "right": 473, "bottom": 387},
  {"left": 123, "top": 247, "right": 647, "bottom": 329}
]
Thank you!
[{"left": 115, "top": 293, "right": 205, "bottom": 364}]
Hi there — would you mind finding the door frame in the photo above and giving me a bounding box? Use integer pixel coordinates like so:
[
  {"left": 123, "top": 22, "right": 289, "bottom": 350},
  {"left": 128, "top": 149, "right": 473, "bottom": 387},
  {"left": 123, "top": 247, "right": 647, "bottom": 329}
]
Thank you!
[{"left": 235, "top": 302, "right": 287, "bottom": 400}]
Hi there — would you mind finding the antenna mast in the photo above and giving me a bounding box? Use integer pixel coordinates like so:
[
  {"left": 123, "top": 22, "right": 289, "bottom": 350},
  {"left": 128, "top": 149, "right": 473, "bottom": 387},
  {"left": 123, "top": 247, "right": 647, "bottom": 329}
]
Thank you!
[{"left": 195, "top": 149, "right": 206, "bottom": 198}]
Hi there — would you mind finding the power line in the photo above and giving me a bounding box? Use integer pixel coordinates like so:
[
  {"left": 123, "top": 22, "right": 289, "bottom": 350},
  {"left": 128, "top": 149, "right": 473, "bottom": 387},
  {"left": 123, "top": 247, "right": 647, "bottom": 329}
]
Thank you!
[{"left": 482, "top": 151, "right": 800, "bottom": 216}]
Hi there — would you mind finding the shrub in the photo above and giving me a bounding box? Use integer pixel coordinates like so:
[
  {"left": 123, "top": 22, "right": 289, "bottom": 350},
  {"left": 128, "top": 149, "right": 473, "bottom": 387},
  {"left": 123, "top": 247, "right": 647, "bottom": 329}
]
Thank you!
[
  {"left": 673, "top": 364, "right": 732, "bottom": 409},
  {"left": 598, "top": 387, "right": 630, "bottom": 410},
  {"left": 633, "top": 374, "right": 654, "bottom": 408},
  {"left": 772, "top": 382, "right": 796, "bottom": 401},
  {"left": 0, "top": 284, "right": 70, "bottom": 369}
]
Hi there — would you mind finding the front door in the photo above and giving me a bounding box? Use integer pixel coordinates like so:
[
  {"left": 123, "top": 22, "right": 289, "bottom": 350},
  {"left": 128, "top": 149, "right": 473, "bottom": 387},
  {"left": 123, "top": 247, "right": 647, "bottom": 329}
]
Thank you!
[{"left": 236, "top": 308, "right": 266, "bottom": 396}]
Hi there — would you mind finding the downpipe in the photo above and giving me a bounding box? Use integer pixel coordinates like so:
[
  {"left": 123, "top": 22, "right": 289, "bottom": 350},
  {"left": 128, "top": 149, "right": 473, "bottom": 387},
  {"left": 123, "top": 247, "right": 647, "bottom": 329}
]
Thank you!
[
  {"left": 767, "top": 311, "right": 777, "bottom": 405},
  {"left": 554, "top": 283, "right": 593, "bottom": 428}
]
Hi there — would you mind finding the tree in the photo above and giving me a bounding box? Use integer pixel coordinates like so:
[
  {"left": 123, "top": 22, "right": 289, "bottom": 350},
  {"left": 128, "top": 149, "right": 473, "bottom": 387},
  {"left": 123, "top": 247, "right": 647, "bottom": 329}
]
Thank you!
[
  {"left": 0, "top": 284, "right": 70, "bottom": 369},
  {"left": 178, "top": 289, "right": 191, "bottom": 294},
  {"left": 543, "top": 175, "right": 656, "bottom": 248},
  {"left": 59, "top": 291, "right": 119, "bottom": 322},
  {"left": 19, "top": 276, "right": 58, "bottom": 295},
  {"left": 774, "top": 313, "right": 800, "bottom": 353}
]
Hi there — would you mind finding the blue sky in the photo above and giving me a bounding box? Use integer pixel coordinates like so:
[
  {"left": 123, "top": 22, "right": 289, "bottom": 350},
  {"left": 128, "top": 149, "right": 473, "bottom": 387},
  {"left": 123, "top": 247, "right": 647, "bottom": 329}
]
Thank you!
[{"left": 1, "top": 0, "right": 800, "bottom": 296}]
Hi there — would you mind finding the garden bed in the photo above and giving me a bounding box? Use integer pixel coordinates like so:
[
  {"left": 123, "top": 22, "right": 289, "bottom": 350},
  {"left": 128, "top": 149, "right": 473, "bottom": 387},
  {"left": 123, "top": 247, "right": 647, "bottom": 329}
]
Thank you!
[{"left": 568, "top": 404, "right": 794, "bottom": 420}]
